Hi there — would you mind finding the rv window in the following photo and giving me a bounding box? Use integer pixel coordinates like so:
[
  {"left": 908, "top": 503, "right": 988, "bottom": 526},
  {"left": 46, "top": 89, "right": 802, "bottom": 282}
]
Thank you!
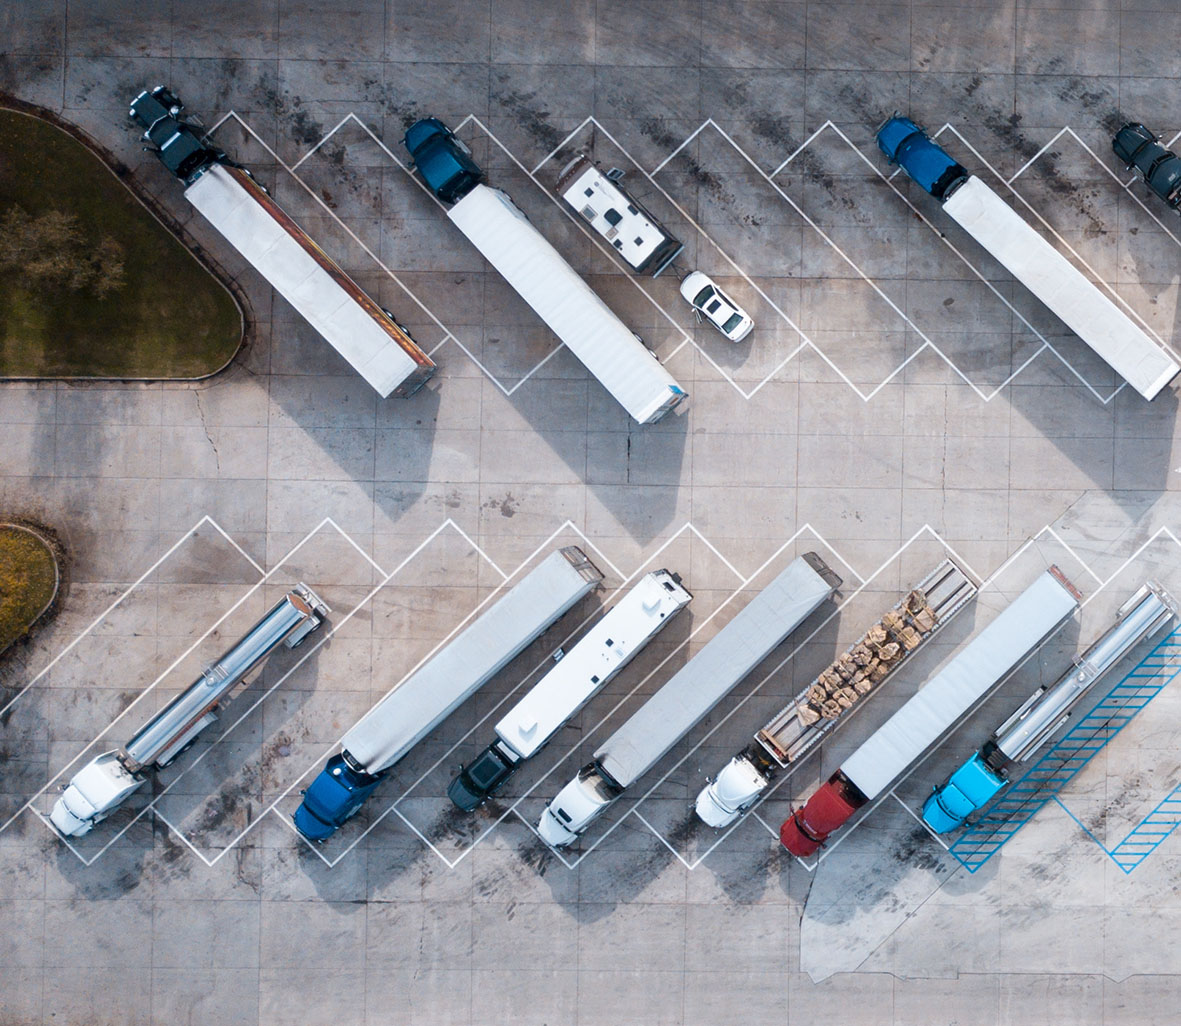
[
  {"left": 604, "top": 208, "right": 622, "bottom": 226},
  {"left": 584, "top": 187, "right": 594, "bottom": 197},
  {"left": 633, "top": 237, "right": 643, "bottom": 246},
  {"left": 627, "top": 204, "right": 638, "bottom": 215}
]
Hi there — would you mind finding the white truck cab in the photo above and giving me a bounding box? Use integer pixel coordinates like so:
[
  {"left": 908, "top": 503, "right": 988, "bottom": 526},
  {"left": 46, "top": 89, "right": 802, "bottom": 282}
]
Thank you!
[{"left": 537, "top": 766, "right": 619, "bottom": 846}]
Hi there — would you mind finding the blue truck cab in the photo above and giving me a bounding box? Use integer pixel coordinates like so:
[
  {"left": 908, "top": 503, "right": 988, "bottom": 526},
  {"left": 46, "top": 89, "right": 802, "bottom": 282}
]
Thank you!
[
  {"left": 293, "top": 753, "right": 386, "bottom": 841},
  {"left": 403, "top": 117, "right": 485, "bottom": 204},
  {"left": 876, "top": 115, "right": 970, "bottom": 202},
  {"left": 921, "top": 751, "right": 1008, "bottom": 832}
]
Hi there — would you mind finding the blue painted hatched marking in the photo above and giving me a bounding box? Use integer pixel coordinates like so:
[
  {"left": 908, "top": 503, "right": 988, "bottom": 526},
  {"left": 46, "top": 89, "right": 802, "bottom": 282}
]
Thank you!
[{"left": 946, "top": 627, "right": 1181, "bottom": 873}]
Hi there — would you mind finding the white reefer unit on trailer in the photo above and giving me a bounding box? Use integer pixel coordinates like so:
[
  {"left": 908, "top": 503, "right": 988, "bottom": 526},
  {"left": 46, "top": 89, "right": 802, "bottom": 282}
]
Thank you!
[
  {"left": 537, "top": 553, "right": 842, "bottom": 847},
  {"left": 447, "top": 184, "right": 688, "bottom": 424},
  {"left": 447, "top": 569, "right": 693, "bottom": 809},
  {"left": 780, "top": 566, "right": 1082, "bottom": 857},
  {"left": 293, "top": 547, "right": 603, "bottom": 840},
  {"left": 50, "top": 584, "right": 330, "bottom": 837},
  {"left": 185, "top": 164, "right": 436, "bottom": 397}
]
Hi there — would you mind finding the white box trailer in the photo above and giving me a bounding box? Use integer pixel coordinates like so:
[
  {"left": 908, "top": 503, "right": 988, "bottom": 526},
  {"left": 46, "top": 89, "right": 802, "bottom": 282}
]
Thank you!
[
  {"left": 447, "top": 569, "right": 693, "bottom": 809},
  {"left": 185, "top": 163, "right": 436, "bottom": 397},
  {"left": 942, "top": 176, "right": 1179, "bottom": 400},
  {"left": 293, "top": 547, "right": 603, "bottom": 839},
  {"left": 780, "top": 566, "right": 1082, "bottom": 856},
  {"left": 538, "top": 552, "right": 842, "bottom": 846},
  {"left": 447, "top": 184, "right": 688, "bottom": 424}
]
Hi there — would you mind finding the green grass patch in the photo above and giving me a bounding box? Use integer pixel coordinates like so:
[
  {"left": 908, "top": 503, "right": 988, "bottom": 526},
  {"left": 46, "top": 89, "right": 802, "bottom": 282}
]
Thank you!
[
  {"left": 0, "top": 524, "right": 58, "bottom": 653},
  {"left": 0, "top": 108, "right": 242, "bottom": 378}
]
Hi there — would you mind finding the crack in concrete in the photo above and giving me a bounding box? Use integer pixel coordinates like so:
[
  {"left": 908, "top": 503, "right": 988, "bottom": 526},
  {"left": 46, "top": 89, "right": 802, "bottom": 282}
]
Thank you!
[{"left": 193, "top": 389, "right": 221, "bottom": 473}]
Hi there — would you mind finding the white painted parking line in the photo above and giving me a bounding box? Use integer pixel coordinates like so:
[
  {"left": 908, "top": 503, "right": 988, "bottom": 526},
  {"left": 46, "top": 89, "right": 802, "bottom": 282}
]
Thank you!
[
  {"left": 125, "top": 518, "right": 482, "bottom": 866},
  {"left": 204, "top": 111, "right": 471, "bottom": 372},
  {"left": 0, "top": 515, "right": 221, "bottom": 722},
  {"left": 809, "top": 121, "right": 1062, "bottom": 401},
  {"left": 30, "top": 517, "right": 381, "bottom": 862},
  {"left": 2, "top": 515, "right": 268, "bottom": 836},
  {"left": 552, "top": 118, "right": 813, "bottom": 400},
  {"left": 306, "top": 519, "right": 738, "bottom": 868},
  {"left": 943, "top": 124, "right": 1173, "bottom": 359},
  {"left": 890, "top": 789, "right": 952, "bottom": 851}
]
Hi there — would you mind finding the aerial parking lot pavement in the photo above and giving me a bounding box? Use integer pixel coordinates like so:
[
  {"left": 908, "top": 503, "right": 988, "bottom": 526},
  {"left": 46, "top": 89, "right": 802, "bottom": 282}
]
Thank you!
[{"left": 7, "top": 2, "right": 1181, "bottom": 1024}]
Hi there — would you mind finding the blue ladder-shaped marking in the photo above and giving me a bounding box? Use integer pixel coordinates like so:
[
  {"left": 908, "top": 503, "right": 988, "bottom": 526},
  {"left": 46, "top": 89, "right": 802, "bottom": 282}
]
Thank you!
[
  {"left": 1106, "top": 783, "right": 1181, "bottom": 873},
  {"left": 947, "top": 631, "right": 1181, "bottom": 873}
]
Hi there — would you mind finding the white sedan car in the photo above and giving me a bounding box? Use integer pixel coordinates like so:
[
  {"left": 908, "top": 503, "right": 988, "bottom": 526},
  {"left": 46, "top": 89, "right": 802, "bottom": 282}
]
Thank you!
[{"left": 679, "top": 271, "right": 754, "bottom": 342}]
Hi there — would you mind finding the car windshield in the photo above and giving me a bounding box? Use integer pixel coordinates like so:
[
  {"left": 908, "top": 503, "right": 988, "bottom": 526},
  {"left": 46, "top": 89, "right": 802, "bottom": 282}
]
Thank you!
[
  {"left": 692, "top": 284, "right": 715, "bottom": 307},
  {"left": 722, "top": 312, "right": 744, "bottom": 334}
]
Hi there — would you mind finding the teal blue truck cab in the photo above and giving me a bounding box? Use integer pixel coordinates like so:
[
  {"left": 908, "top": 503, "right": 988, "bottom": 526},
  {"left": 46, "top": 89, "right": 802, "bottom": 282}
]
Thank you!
[
  {"left": 876, "top": 115, "right": 969, "bottom": 201},
  {"left": 403, "top": 117, "right": 484, "bottom": 203},
  {"left": 922, "top": 746, "right": 1007, "bottom": 832}
]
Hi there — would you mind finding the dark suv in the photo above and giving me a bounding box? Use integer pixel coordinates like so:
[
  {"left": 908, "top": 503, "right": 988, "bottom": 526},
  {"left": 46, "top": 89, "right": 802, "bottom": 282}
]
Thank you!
[
  {"left": 1113, "top": 122, "right": 1181, "bottom": 210},
  {"left": 402, "top": 117, "right": 484, "bottom": 204}
]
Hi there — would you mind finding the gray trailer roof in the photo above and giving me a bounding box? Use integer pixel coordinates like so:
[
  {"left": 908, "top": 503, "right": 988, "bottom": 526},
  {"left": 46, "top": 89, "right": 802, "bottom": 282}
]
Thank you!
[
  {"left": 596, "top": 554, "right": 838, "bottom": 788},
  {"left": 343, "top": 547, "right": 601, "bottom": 774},
  {"left": 447, "top": 184, "right": 687, "bottom": 424}
]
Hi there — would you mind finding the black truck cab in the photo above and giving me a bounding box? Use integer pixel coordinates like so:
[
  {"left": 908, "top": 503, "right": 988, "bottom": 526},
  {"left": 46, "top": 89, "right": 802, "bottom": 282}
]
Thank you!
[{"left": 1113, "top": 122, "right": 1181, "bottom": 209}]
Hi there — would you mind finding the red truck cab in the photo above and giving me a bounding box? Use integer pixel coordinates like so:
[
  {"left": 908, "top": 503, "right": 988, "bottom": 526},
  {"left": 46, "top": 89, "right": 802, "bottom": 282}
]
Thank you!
[{"left": 780, "top": 771, "right": 868, "bottom": 856}]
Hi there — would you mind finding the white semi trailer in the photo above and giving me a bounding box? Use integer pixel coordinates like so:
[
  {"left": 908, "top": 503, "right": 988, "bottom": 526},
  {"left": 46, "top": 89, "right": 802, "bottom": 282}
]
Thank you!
[
  {"left": 780, "top": 566, "right": 1082, "bottom": 856},
  {"left": 447, "top": 569, "right": 693, "bottom": 810},
  {"left": 293, "top": 547, "right": 603, "bottom": 840},
  {"left": 537, "top": 553, "right": 842, "bottom": 847},
  {"left": 50, "top": 584, "right": 330, "bottom": 837},
  {"left": 130, "top": 86, "right": 436, "bottom": 398},
  {"left": 878, "top": 115, "right": 1180, "bottom": 401},
  {"left": 403, "top": 118, "right": 688, "bottom": 424},
  {"left": 695, "top": 558, "right": 977, "bottom": 828}
]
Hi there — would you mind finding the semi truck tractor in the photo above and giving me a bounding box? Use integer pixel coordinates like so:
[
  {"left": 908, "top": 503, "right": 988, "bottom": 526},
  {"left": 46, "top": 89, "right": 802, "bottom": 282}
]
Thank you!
[
  {"left": 922, "top": 581, "right": 1177, "bottom": 832},
  {"left": 50, "top": 585, "right": 330, "bottom": 836},
  {"left": 293, "top": 547, "right": 603, "bottom": 840},
  {"left": 402, "top": 117, "right": 688, "bottom": 424},
  {"left": 129, "top": 85, "right": 435, "bottom": 398},
  {"left": 537, "top": 553, "right": 842, "bottom": 847},
  {"left": 780, "top": 567, "right": 1082, "bottom": 857},
  {"left": 695, "top": 558, "right": 977, "bottom": 829},
  {"left": 447, "top": 570, "right": 692, "bottom": 810},
  {"left": 877, "top": 114, "right": 1180, "bottom": 401}
]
